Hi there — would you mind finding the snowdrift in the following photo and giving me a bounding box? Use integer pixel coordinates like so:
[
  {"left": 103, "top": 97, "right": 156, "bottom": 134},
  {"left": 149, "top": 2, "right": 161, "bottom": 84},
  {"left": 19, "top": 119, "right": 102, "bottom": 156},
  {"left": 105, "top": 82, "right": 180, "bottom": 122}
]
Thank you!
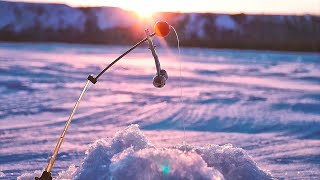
[{"left": 18, "top": 125, "right": 272, "bottom": 180}]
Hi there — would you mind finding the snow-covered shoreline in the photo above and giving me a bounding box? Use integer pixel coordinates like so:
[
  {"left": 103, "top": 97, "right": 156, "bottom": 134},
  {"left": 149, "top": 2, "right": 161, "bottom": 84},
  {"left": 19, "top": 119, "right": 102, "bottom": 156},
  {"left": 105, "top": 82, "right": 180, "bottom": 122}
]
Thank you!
[{"left": 0, "top": 1, "right": 319, "bottom": 52}]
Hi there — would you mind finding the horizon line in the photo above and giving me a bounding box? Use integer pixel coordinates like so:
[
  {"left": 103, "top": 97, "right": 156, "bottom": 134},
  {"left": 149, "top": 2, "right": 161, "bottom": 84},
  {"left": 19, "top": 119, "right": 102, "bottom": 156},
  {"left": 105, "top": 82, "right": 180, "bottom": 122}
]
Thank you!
[{"left": 3, "top": 0, "right": 320, "bottom": 16}]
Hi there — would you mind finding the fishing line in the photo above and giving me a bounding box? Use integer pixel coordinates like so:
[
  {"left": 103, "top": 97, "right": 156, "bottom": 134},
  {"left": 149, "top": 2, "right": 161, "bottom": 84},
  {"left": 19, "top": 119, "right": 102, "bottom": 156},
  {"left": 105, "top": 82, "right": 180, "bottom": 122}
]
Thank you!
[
  {"left": 170, "top": 26, "right": 180, "bottom": 55},
  {"left": 170, "top": 25, "right": 186, "bottom": 149}
]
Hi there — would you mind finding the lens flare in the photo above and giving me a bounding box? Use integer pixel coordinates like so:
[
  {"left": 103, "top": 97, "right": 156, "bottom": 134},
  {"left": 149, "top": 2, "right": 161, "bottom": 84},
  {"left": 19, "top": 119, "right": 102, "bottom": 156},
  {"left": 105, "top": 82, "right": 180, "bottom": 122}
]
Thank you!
[{"left": 162, "top": 164, "right": 170, "bottom": 175}]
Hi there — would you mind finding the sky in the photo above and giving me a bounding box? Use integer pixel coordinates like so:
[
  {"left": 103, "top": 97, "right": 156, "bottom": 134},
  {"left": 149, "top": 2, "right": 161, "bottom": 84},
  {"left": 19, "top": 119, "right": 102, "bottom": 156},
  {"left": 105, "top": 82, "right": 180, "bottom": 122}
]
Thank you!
[{"left": 7, "top": 0, "right": 320, "bottom": 15}]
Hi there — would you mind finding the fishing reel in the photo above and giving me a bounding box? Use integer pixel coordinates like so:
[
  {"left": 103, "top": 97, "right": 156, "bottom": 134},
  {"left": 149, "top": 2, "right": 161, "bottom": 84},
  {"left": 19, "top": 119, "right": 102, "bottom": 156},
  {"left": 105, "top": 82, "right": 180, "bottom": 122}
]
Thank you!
[
  {"left": 153, "top": 69, "right": 168, "bottom": 88},
  {"left": 151, "top": 21, "right": 170, "bottom": 88},
  {"left": 35, "top": 21, "right": 172, "bottom": 180}
]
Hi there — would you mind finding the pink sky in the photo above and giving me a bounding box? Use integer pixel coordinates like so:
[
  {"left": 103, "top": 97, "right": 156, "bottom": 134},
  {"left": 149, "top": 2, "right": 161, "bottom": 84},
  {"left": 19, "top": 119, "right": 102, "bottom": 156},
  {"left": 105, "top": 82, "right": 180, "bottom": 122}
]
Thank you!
[{"left": 7, "top": 0, "right": 320, "bottom": 15}]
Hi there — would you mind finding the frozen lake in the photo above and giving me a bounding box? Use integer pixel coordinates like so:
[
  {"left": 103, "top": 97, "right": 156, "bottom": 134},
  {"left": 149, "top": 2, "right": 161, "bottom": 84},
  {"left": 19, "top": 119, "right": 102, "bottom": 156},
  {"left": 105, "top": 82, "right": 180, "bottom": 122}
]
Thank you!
[{"left": 0, "top": 42, "right": 319, "bottom": 179}]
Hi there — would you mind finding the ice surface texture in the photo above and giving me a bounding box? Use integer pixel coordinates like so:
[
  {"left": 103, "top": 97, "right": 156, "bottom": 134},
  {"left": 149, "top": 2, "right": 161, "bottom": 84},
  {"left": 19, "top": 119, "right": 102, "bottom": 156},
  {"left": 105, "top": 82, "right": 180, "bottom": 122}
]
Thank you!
[{"left": 19, "top": 125, "right": 272, "bottom": 180}]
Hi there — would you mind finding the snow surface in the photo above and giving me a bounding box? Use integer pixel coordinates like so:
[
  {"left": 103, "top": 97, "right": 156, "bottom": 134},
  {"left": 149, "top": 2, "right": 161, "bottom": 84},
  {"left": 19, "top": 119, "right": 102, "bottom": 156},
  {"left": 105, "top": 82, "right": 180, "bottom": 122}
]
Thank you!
[
  {"left": 1, "top": 43, "right": 320, "bottom": 179},
  {"left": 0, "top": 172, "right": 6, "bottom": 178},
  {"left": 18, "top": 125, "right": 271, "bottom": 180}
]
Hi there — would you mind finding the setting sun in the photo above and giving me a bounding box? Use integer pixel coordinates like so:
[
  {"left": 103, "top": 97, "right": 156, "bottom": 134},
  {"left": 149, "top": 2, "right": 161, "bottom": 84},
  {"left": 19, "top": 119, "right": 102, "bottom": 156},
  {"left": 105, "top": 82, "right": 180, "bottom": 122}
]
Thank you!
[
  {"left": 111, "top": 1, "right": 160, "bottom": 18},
  {"left": 131, "top": 6, "right": 156, "bottom": 18},
  {"left": 135, "top": 9, "right": 154, "bottom": 18}
]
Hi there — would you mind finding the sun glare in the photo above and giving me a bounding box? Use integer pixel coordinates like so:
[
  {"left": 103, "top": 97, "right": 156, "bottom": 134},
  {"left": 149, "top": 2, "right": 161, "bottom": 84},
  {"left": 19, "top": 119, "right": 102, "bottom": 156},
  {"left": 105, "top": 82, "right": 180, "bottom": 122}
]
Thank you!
[
  {"left": 110, "top": 1, "right": 159, "bottom": 19},
  {"left": 134, "top": 8, "right": 155, "bottom": 18},
  {"left": 126, "top": 5, "right": 157, "bottom": 19}
]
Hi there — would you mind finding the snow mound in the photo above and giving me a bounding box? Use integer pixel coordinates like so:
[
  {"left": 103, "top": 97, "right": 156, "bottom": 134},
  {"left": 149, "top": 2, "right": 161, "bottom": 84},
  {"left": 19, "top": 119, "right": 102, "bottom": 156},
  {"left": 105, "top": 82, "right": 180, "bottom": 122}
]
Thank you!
[
  {"left": 70, "top": 125, "right": 154, "bottom": 179},
  {"left": 18, "top": 125, "right": 272, "bottom": 180},
  {"left": 109, "top": 148, "right": 222, "bottom": 180},
  {"left": 177, "top": 144, "right": 272, "bottom": 180}
]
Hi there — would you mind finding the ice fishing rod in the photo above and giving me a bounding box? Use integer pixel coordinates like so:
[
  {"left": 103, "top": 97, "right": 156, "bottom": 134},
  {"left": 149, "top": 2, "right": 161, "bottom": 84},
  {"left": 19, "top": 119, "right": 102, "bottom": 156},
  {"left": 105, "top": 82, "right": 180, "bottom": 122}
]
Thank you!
[{"left": 35, "top": 21, "right": 171, "bottom": 180}]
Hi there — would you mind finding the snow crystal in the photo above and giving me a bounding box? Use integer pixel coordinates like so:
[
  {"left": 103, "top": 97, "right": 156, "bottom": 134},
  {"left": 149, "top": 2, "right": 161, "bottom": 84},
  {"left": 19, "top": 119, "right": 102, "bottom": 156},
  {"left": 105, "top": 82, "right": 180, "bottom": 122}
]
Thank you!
[{"left": 18, "top": 124, "right": 272, "bottom": 180}]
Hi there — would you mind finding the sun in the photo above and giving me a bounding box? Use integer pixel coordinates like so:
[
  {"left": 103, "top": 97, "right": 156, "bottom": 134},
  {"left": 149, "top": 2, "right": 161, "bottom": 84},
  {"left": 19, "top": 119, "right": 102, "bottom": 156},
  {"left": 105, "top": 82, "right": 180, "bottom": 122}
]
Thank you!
[
  {"left": 127, "top": 5, "right": 158, "bottom": 19},
  {"left": 134, "top": 8, "right": 156, "bottom": 18},
  {"left": 113, "top": 1, "right": 159, "bottom": 19}
]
